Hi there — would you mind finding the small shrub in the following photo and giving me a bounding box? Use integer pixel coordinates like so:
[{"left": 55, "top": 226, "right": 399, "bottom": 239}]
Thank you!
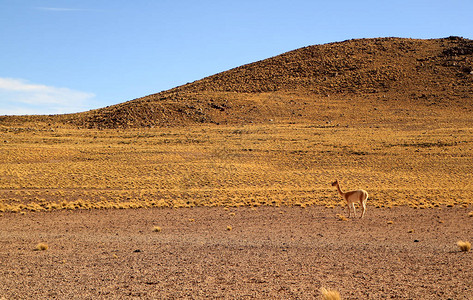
[
  {"left": 387, "top": 221, "right": 393, "bottom": 224},
  {"left": 320, "top": 287, "right": 341, "bottom": 300},
  {"left": 35, "top": 243, "right": 48, "bottom": 251},
  {"left": 408, "top": 229, "right": 414, "bottom": 233},
  {"left": 468, "top": 211, "right": 473, "bottom": 217},
  {"left": 152, "top": 226, "right": 162, "bottom": 232},
  {"left": 336, "top": 214, "right": 348, "bottom": 221},
  {"left": 457, "top": 241, "right": 471, "bottom": 252},
  {"left": 226, "top": 225, "right": 232, "bottom": 231}
]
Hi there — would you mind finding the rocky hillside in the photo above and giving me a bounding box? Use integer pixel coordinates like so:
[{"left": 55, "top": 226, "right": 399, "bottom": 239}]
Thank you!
[{"left": 2, "top": 37, "right": 472, "bottom": 128}]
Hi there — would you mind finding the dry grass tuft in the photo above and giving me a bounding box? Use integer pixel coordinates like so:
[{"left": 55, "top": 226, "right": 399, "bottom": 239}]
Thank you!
[
  {"left": 35, "top": 243, "right": 48, "bottom": 251},
  {"left": 320, "top": 287, "right": 341, "bottom": 300},
  {"left": 387, "top": 221, "right": 394, "bottom": 224},
  {"left": 468, "top": 211, "right": 473, "bottom": 217},
  {"left": 152, "top": 226, "right": 162, "bottom": 232},
  {"left": 336, "top": 214, "right": 348, "bottom": 221},
  {"left": 408, "top": 229, "right": 414, "bottom": 233},
  {"left": 457, "top": 240, "right": 471, "bottom": 252},
  {"left": 226, "top": 225, "right": 232, "bottom": 231}
]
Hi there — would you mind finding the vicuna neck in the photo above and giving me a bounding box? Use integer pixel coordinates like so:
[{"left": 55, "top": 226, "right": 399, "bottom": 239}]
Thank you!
[{"left": 335, "top": 182, "right": 344, "bottom": 195}]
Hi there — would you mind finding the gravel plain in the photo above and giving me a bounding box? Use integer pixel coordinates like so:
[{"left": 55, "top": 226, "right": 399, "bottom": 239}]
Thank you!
[{"left": 1, "top": 206, "right": 472, "bottom": 299}]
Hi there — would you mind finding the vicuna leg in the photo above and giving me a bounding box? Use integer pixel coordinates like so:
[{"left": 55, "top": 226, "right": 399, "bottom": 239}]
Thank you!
[
  {"left": 351, "top": 202, "right": 356, "bottom": 218},
  {"left": 360, "top": 200, "right": 366, "bottom": 218},
  {"left": 360, "top": 191, "right": 368, "bottom": 218}
]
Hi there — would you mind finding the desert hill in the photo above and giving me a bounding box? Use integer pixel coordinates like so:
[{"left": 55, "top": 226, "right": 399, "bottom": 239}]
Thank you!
[{"left": 2, "top": 36, "right": 472, "bottom": 128}]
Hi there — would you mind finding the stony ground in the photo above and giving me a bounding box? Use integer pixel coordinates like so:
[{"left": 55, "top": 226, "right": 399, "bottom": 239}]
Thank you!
[{"left": 0, "top": 205, "right": 472, "bottom": 299}]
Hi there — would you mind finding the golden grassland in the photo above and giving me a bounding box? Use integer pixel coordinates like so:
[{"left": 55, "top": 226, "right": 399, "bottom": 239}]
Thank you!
[{"left": 0, "top": 116, "right": 472, "bottom": 213}]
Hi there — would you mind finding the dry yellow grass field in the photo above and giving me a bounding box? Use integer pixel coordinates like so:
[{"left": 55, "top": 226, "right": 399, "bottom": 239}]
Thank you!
[
  {"left": 1, "top": 111, "right": 472, "bottom": 213},
  {"left": 1, "top": 37, "right": 472, "bottom": 213}
]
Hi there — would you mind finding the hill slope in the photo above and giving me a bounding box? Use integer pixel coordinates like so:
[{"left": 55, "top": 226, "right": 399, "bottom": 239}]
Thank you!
[{"left": 2, "top": 37, "right": 472, "bottom": 128}]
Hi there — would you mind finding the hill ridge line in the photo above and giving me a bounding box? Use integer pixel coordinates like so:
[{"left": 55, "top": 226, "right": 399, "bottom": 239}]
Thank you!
[{"left": 1, "top": 36, "right": 472, "bottom": 128}]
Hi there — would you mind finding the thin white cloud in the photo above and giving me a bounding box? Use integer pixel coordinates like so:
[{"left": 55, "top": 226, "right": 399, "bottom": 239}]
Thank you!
[
  {"left": 35, "top": 7, "right": 90, "bottom": 12},
  {"left": 0, "top": 78, "right": 96, "bottom": 116}
]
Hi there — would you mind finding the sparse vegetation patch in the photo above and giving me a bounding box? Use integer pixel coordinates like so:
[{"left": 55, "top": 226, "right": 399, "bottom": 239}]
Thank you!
[
  {"left": 35, "top": 243, "right": 48, "bottom": 251},
  {"left": 457, "top": 241, "right": 471, "bottom": 252},
  {"left": 320, "top": 287, "right": 341, "bottom": 300}
]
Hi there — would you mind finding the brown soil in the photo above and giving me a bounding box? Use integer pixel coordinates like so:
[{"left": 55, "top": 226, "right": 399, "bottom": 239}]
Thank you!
[{"left": 1, "top": 206, "right": 472, "bottom": 299}]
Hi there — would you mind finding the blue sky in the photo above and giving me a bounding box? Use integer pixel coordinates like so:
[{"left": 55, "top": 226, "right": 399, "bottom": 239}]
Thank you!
[{"left": 1, "top": 0, "right": 472, "bottom": 115}]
